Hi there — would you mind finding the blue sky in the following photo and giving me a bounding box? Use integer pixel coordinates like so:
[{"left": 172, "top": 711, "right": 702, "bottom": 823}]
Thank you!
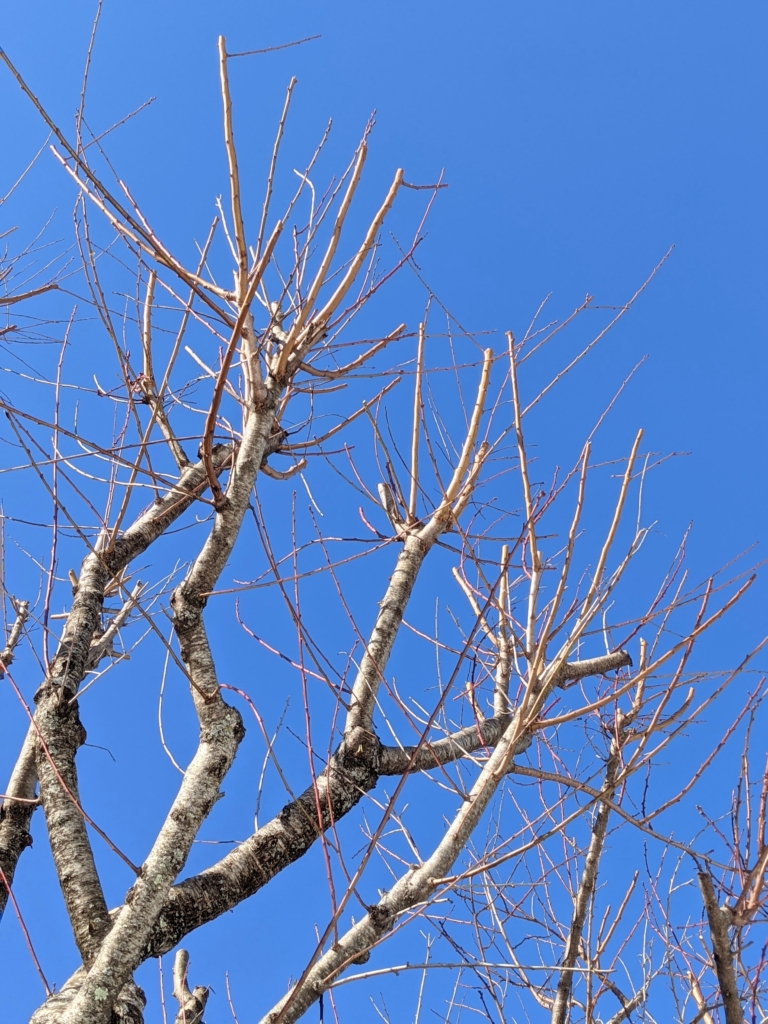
[{"left": 1, "top": 2, "right": 766, "bottom": 1021}]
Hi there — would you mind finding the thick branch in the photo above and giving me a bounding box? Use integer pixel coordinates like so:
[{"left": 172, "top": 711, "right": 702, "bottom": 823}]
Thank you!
[
  {"left": 260, "top": 643, "right": 634, "bottom": 1021},
  {"left": 1, "top": 450, "right": 233, "bottom": 912},
  {"left": 34, "top": 685, "right": 111, "bottom": 964},
  {"left": 29, "top": 968, "right": 146, "bottom": 1024},
  {"left": 698, "top": 871, "right": 744, "bottom": 1024},
  {"left": 54, "top": 672, "right": 243, "bottom": 1024},
  {"left": 137, "top": 649, "right": 625, "bottom": 960},
  {"left": 140, "top": 726, "right": 381, "bottom": 958},
  {"left": 260, "top": 707, "right": 531, "bottom": 1023},
  {"left": 378, "top": 651, "right": 631, "bottom": 777},
  {"left": 55, "top": 401, "right": 278, "bottom": 1022}
]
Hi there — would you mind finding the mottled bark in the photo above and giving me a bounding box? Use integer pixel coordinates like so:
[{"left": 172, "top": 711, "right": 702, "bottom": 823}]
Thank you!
[
  {"left": 260, "top": 648, "right": 632, "bottom": 1023},
  {"left": 136, "top": 653, "right": 626, "bottom": 963},
  {"left": 142, "top": 725, "right": 380, "bottom": 957},
  {"left": 379, "top": 716, "right": 518, "bottom": 774},
  {"left": 53, "top": 634, "right": 244, "bottom": 1024},
  {"left": 698, "top": 871, "right": 745, "bottom": 1024},
  {"left": 33, "top": 545, "right": 114, "bottom": 963},
  {"left": 34, "top": 684, "right": 111, "bottom": 963},
  {"left": 52, "top": 399, "right": 274, "bottom": 1023},
  {"left": 0, "top": 448, "right": 235, "bottom": 924},
  {"left": 0, "top": 729, "right": 37, "bottom": 921},
  {"left": 552, "top": 651, "right": 633, "bottom": 688},
  {"left": 29, "top": 968, "right": 146, "bottom": 1024},
  {"left": 260, "top": 706, "right": 532, "bottom": 1023}
]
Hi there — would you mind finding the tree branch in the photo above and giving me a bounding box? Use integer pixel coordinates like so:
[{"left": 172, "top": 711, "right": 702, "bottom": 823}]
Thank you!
[
  {"left": 698, "top": 871, "right": 744, "bottom": 1024},
  {"left": 172, "top": 949, "right": 209, "bottom": 1024}
]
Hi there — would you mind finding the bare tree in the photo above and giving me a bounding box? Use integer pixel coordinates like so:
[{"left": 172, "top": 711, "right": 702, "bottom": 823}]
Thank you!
[{"left": 0, "top": 33, "right": 765, "bottom": 1024}]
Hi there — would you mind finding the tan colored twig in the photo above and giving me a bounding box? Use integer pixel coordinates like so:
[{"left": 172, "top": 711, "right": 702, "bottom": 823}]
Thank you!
[
  {"left": 255, "top": 76, "right": 297, "bottom": 262},
  {"left": 299, "top": 323, "right": 406, "bottom": 379},
  {"left": 281, "top": 142, "right": 367, "bottom": 353},
  {"left": 274, "top": 164, "right": 405, "bottom": 380},
  {"left": 688, "top": 970, "right": 716, "bottom": 1024},
  {"left": 408, "top": 322, "right": 426, "bottom": 522},
  {"left": 261, "top": 459, "right": 308, "bottom": 481},
  {"left": 202, "top": 219, "right": 283, "bottom": 506},
  {"left": 0, "top": 282, "right": 59, "bottom": 306},
  {"left": 52, "top": 148, "right": 235, "bottom": 310},
  {"left": 508, "top": 331, "right": 538, "bottom": 568},
  {"left": 540, "top": 576, "right": 755, "bottom": 730},
  {"left": 137, "top": 270, "right": 189, "bottom": 469},
  {"left": 218, "top": 36, "right": 248, "bottom": 300},
  {"left": 495, "top": 545, "right": 512, "bottom": 716},
  {"left": 282, "top": 376, "right": 401, "bottom": 451},
  {"left": 171, "top": 949, "right": 209, "bottom": 1024},
  {"left": 434, "top": 348, "right": 493, "bottom": 518},
  {"left": 578, "top": 430, "right": 643, "bottom": 627}
]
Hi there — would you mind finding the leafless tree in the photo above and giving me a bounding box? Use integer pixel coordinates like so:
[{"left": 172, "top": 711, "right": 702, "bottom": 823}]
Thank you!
[{"left": 0, "top": 33, "right": 765, "bottom": 1024}]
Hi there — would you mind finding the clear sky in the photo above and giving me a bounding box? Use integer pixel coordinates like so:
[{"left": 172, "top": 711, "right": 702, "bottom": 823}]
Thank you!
[{"left": 1, "top": 2, "right": 766, "bottom": 1021}]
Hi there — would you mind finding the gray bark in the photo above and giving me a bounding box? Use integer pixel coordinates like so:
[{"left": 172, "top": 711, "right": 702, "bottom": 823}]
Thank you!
[
  {"left": 698, "top": 871, "right": 744, "bottom": 1024},
  {"left": 34, "top": 684, "right": 112, "bottom": 964},
  {"left": 50, "top": 396, "right": 276, "bottom": 1023},
  {"left": 260, "top": 649, "right": 633, "bottom": 1023},
  {"left": 140, "top": 725, "right": 380, "bottom": 957},
  {"left": 0, "top": 447, "right": 236, "bottom": 925},
  {"left": 0, "top": 729, "right": 37, "bottom": 920}
]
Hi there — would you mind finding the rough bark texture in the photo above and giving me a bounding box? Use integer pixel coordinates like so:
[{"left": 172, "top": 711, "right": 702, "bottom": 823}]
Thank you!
[
  {"left": 259, "top": 646, "right": 634, "bottom": 1023},
  {"left": 29, "top": 968, "right": 147, "bottom": 1024},
  {"left": 0, "top": 730, "right": 37, "bottom": 920},
  {"left": 0, "top": 448, "right": 235, "bottom": 926},
  {"left": 142, "top": 725, "right": 380, "bottom": 957},
  {"left": 136, "top": 654, "right": 626, "bottom": 961},
  {"left": 49, "top": 401, "right": 273, "bottom": 1023},
  {"left": 34, "top": 683, "right": 112, "bottom": 964},
  {"left": 53, "top": 666, "right": 244, "bottom": 1024},
  {"left": 698, "top": 871, "right": 745, "bottom": 1024},
  {"left": 260, "top": 707, "right": 532, "bottom": 1023}
]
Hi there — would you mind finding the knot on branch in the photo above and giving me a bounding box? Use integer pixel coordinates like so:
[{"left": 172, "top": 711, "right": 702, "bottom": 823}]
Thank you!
[
  {"left": 199, "top": 702, "right": 246, "bottom": 747},
  {"left": 113, "top": 980, "right": 148, "bottom": 1023},
  {"left": 33, "top": 681, "right": 87, "bottom": 741},
  {"left": 367, "top": 902, "right": 393, "bottom": 932},
  {"left": 512, "top": 729, "right": 533, "bottom": 756},
  {"left": 337, "top": 727, "right": 381, "bottom": 784},
  {"left": 263, "top": 418, "right": 289, "bottom": 459},
  {"left": 171, "top": 583, "right": 207, "bottom": 623}
]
